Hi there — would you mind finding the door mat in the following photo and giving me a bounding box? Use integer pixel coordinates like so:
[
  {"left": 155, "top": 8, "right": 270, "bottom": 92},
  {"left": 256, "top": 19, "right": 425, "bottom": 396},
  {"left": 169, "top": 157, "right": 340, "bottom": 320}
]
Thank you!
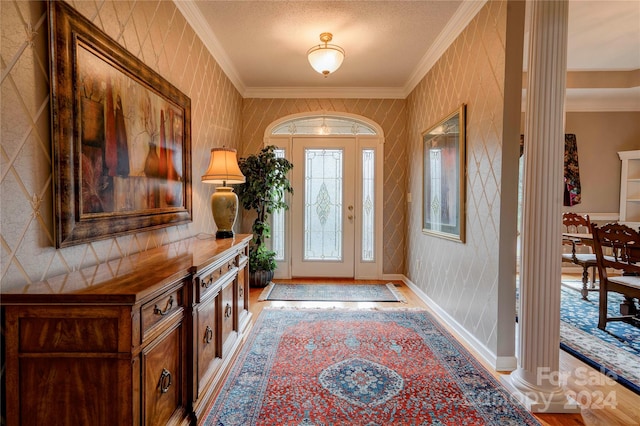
[{"left": 258, "top": 283, "right": 406, "bottom": 303}]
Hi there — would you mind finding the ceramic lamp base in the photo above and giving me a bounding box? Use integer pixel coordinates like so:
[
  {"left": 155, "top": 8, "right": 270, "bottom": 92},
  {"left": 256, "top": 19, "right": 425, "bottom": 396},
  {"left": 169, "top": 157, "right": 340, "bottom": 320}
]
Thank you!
[{"left": 211, "top": 186, "right": 238, "bottom": 239}]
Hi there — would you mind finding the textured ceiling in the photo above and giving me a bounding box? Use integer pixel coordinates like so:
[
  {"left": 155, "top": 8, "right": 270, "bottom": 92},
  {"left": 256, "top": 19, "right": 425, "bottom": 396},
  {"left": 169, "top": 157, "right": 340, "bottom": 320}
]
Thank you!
[
  {"left": 192, "top": 0, "right": 463, "bottom": 89},
  {"left": 176, "top": 0, "right": 640, "bottom": 104}
]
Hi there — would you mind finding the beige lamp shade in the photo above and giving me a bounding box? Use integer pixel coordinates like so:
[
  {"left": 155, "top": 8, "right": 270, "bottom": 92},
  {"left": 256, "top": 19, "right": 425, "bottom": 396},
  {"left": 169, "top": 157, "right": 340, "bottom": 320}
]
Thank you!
[
  {"left": 201, "top": 148, "right": 246, "bottom": 184},
  {"left": 201, "top": 148, "right": 245, "bottom": 239}
]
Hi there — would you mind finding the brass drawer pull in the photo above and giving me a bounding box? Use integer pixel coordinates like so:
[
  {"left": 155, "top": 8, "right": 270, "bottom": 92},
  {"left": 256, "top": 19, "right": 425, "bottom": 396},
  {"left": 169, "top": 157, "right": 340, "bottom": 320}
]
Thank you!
[
  {"left": 224, "top": 303, "right": 232, "bottom": 319},
  {"left": 153, "top": 296, "right": 174, "bottom": 316},
  {"left": 201, "top": 276, "right": 214, "bottom": 289},
  {"left": 204, "top": 325, "right": 213, "bottom": 344},
  {"left": 239, "top": 286, "right": 244, "bottom": 298},
  {"left": 158, "top": 368, "right": 172, "bottom": 393}
]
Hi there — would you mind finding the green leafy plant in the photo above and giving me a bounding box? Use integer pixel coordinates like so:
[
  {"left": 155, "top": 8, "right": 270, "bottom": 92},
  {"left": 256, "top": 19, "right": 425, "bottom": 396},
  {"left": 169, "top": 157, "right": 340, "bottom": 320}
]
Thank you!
[
  {"left": 249, "top": 245, "right": 278, "bottom": 271},
  {"left": 236, "top": 145, "right": 293, "bottom": 272}
]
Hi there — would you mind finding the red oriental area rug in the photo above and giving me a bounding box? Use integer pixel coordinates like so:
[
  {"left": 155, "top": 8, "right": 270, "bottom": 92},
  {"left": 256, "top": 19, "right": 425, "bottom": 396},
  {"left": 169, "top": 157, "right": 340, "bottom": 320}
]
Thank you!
[{"left": 205, "top": 309, "right": 540, "bottom": 425}]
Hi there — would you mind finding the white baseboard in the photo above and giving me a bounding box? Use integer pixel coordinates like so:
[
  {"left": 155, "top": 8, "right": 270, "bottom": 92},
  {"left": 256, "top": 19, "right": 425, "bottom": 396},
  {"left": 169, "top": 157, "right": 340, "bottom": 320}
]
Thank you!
[
  {"left": 402, "top": 275, "right": 517, "bottom": 372},
  {"left": 382, "top": 273, "right": 405, "bottom": 281}
]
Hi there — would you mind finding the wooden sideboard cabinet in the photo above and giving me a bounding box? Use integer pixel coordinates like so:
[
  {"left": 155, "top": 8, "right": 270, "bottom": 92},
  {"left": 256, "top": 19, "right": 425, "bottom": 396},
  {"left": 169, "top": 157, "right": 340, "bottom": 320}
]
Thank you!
[
  {"left": 189, "top": 237, "right": 250, "bottom": 423},
  {"left": 1, "top": 234, "right": 252, "bottom": 426}
]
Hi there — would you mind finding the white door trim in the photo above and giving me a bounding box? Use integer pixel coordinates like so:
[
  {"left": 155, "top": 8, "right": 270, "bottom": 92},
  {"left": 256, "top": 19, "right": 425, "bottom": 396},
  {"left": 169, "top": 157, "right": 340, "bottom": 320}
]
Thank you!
[{"left": 264, "top": 111, "right": 384, "bottom": 279}]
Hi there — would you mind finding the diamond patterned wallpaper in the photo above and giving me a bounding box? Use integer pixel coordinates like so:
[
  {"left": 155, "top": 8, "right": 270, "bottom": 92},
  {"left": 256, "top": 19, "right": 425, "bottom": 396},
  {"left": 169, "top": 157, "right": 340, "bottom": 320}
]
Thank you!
[
  {"left": 241, "top": 98, "right": 407, "bottom": 275},
  {"left": 1, "top": 0, "right": 243, "bottom": 290},
  {"left": 406, "top": 1, "right": 511, "bottom": 353},
  {"left": 1, "top": 1, "right": 510, "bottom": 363}
]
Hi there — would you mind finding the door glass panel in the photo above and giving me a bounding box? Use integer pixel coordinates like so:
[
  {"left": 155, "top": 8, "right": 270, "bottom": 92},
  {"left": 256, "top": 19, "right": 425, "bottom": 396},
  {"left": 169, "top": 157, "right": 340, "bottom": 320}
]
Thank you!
[
  {"left": 362, "top": 149, "right": 375, "bottom": 262},
  {"left": 304, "top": 149, "right": 343, "bottom": 261}
]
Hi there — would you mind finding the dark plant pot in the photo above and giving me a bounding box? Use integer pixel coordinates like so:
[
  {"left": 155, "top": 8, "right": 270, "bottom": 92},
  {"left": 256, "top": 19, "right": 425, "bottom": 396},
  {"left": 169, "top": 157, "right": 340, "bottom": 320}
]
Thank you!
[{"left": 250, "top": 269, "right": 274, "bottom": 288}]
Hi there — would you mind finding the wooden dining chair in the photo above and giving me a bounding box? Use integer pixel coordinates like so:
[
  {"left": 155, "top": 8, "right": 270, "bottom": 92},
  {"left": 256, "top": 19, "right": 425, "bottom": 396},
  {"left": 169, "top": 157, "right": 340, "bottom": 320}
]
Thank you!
[
  {"left": 591, "top": 223, "right": 640, "bottom": 330},
  {"left": 561, "top": 212, "right": 598, "bottom": 300}
]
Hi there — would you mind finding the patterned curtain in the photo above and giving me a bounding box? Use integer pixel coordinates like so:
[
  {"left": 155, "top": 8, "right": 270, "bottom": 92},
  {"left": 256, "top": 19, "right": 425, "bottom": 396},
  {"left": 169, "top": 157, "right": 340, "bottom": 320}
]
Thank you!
[{"left": 518, "top": 133, "right": 582, "bottom": 206}]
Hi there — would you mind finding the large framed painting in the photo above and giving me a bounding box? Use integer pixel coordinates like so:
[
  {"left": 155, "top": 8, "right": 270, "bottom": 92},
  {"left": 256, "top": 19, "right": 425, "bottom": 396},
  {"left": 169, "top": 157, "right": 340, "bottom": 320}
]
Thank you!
[
  {"left": 49, "top": 1, "right": 192, "bottom": 248},
  {"left": 422, "top": 104, "right": 466, "bottom": 243}
]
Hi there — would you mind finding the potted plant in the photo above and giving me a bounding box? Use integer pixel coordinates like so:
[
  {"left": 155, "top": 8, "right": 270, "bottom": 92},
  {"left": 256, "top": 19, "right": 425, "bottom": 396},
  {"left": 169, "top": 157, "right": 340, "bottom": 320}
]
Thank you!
[{"left": 236, "top": 145, "right": 293, "bottom": 287}]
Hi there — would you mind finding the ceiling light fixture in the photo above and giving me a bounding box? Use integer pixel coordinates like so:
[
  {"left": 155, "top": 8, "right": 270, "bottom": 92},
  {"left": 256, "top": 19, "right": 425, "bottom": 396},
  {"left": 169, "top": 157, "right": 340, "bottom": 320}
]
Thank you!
[{"left": 307, "top": 32, "right": 345, "bottom": 77}]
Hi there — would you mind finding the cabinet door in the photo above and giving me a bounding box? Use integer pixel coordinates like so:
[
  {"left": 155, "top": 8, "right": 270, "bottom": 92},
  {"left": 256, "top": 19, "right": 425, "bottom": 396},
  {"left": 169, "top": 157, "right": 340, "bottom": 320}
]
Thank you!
[
  {"left": 195, "top": 294, "right": 221, "bottom": 396},
  {"left": 142, "top": 321, "right": 186, "bottom": 425},
  {"left": 220, "top": 278, "right": 237, "bottom": 356},
  {"left": 236, "top": 262, "right": 250, "bottom": 331}
]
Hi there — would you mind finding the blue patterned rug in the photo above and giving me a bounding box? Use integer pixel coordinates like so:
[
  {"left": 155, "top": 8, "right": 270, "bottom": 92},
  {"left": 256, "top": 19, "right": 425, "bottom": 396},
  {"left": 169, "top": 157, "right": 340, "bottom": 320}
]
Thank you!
[
  {"left": 205, "top": 309, "right": 540, "bottom": 425},
  {"left": 559, "top": 284, "right": 640, "bottom": 394},
  {"left": 258, "top": 283, "right": 406, "bottom": 303}
]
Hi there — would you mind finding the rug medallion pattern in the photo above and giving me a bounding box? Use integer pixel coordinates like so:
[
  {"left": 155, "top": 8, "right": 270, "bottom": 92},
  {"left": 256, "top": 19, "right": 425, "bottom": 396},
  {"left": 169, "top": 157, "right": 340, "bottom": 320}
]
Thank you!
[
  {"left": 205, "top": 309, "right": 539, "bottom": 425},
  {"left": 318, "top": 358, "right": 404, "bottom": 407}
]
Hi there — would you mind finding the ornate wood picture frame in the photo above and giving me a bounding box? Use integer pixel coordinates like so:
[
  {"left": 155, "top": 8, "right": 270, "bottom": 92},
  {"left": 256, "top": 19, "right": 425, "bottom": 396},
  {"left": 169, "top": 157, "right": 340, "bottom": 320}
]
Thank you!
[
  {"left": 422, "top": 104, "right": 466, "bottom": 243},
  {"left": 49, "top": 1, "right": 192, "bottom": 248}
]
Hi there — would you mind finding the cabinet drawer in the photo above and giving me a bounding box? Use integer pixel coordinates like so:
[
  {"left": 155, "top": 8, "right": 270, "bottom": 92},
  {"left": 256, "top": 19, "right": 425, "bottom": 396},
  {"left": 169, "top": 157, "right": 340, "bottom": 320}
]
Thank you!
[
  {"left": 196, "top": 256, "right": 237, "bottom": 302},
  {"left": 141, "top": 287, "right": 184, "bottom": 340},
  {"left": 238, "top": 250, "right": 248, "bottom": 269},
  {"left": 142, "top": 322, "right": 186, "bottom": 426}
]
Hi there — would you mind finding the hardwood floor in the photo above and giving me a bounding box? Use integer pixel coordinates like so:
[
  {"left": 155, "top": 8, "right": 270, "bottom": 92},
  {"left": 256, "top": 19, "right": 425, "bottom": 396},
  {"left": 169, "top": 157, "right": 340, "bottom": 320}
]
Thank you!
[{"left": 245, "top": 278, "right": 640, "bottom": 426}]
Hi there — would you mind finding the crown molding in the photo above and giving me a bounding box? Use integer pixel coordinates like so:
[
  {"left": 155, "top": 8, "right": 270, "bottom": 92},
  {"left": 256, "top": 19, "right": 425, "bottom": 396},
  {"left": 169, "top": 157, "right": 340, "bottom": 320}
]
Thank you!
[
  {"left": 522, "top": 88, "right": 640, "bottom": 112},
  {"left": 403, "top": 0, "right": 488, "bottom": 97},
  {"left": 176, "top": 0, "right": 486, "bottom": 99},
  {"left": 177, "top": 0, "right": 637, "bottom": 109},
  {"left": 173, "top": 0, "right": 246, "bottom": 95},
  {"left": 242, "top": 86, "right": 405, "bottom": 99},
  {"left": 565, "top": 88, "right": 640, "bottom": 112}
]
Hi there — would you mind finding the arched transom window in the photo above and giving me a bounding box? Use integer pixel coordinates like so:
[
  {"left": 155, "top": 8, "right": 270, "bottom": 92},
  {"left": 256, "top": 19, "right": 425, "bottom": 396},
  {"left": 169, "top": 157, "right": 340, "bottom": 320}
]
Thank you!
[{"left": 271, "top": 115, "right": 377, "bottom": 136}]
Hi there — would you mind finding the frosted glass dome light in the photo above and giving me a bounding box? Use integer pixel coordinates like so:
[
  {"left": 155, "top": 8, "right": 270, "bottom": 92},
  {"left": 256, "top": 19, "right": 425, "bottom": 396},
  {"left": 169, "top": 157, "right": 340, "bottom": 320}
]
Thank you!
[{"left": 307, "top": 33, "right": 345, "bottom": 77}]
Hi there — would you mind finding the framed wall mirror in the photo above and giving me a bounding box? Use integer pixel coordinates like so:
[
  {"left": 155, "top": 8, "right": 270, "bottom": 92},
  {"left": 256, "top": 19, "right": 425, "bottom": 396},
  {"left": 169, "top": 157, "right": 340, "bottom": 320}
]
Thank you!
[{"left": 422, "top": 104, "right": 466, "bottom": 243}]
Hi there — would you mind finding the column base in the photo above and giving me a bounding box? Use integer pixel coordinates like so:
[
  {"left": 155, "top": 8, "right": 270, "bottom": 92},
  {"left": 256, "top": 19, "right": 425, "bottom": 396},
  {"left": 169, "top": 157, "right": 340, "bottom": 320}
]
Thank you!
[{"left": 500, "top": 372, "right": 581, "bottom": 413}]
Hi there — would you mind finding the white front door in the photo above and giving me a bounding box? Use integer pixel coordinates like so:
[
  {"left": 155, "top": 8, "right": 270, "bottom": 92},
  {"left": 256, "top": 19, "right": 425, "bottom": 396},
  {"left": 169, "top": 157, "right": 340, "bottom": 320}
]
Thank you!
[{"left": 291, "top": 137, "right": 355, "bottom": 277}]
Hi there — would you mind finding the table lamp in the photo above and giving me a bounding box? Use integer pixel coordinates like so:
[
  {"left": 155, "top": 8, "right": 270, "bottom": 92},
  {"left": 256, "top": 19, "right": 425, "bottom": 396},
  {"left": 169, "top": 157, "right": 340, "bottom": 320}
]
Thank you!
[{"left": 201, "top": 147, "right": 245, "bottom": 238}]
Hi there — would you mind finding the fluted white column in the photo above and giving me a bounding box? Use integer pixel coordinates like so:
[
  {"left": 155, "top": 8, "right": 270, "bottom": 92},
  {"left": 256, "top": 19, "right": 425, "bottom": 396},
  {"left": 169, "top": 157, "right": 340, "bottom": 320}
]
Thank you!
[{"left": 507, "top": 0, "right": 578, "bottom": 413}]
